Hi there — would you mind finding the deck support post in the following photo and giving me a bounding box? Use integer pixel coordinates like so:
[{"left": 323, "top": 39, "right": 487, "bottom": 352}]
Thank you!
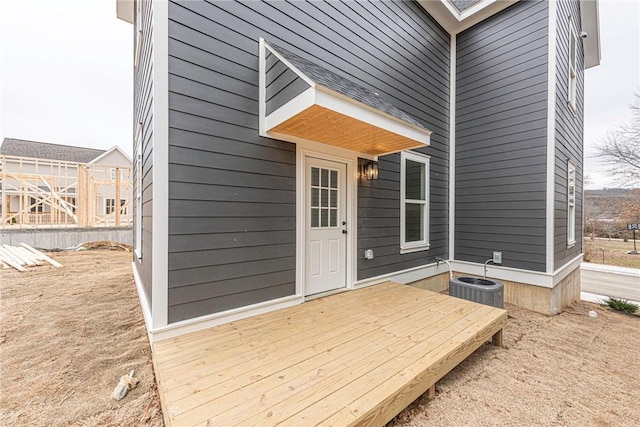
[
  {"left": 426, "top": 384, "right": 436, "bottom": 400},
  {"left": 492, "top": 328, "right": 503, "bottom": 347}
]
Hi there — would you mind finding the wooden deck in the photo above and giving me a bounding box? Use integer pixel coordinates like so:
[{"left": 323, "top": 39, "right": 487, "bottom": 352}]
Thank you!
[{"left": 152, "top": 282, "right": 507, "bottom": 426}]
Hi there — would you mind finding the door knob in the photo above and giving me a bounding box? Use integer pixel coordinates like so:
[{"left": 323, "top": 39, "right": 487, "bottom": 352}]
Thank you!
[{"left": 342, "top": 229, "right": 348, "bottom": 234}]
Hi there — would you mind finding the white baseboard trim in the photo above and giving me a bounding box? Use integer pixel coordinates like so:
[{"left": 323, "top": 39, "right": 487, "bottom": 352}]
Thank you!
[{"left": 149, "top": 294, "right": 304, "bottom": 342}]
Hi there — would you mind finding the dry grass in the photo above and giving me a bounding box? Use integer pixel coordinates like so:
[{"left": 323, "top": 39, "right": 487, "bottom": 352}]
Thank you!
[
  {"left": 0, "top": 250, "right": 163, "bottom": 426},
  {"left": 584, "top": 237, "right": 640, "bottom": 268}
]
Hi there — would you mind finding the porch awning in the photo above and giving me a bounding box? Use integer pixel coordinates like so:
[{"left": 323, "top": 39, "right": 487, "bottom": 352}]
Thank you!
[{"left": 260, "top": 40, "right": 431, "bottom": 156}]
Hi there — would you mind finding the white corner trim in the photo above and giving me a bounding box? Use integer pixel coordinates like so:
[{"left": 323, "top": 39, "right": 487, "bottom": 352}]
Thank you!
[
  {"left": 150, "top": 295, "right": 304, "bottom": 342},
  {"left": 449, "top": 33, "right": 456, "bottom": 260},
  {"left": 546, "top": 0, "right": 558, "bottom": 275},
  {"left": 258, "top": 37, "right": 266, "bottom": 136},
  {"left": 151, "top": 0, "right": 169, "bottom": 329}
]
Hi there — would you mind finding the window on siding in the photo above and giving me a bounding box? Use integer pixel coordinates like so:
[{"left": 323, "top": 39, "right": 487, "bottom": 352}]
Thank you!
[
  {"left": 134, "top": 123, "right": 142, "bottom": 259},
  {"left": 568, "top": 17, "right": 578, "bottom": 114},
  {"left": 134, "top": 0, "right": 142, "bottom": 68},
  {"left": 401, "top": 151, "right": 430, "bottom": 254},
  {"left": 567, "top": 161, "right": 576, "bottom": 247}
]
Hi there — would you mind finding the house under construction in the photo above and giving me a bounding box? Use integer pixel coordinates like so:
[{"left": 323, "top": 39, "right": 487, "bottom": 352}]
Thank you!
[{"left": 0, "top": 138, "right": 133, "bottom": 229}]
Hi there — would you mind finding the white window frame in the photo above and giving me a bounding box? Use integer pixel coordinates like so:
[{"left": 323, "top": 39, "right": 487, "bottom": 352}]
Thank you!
[
  {"left": 567, "top": 160, "right": 576, "bottom": 248},
  {"left": 400, "top": 151, "right": 430, "bottom": 254},
  {"left": 134, "top": 0, "right": 143, "bottom": 68},
  {"left": 134, "top": 123, "right": 143, "bottom": 260},
  {"left": 567, "top": 16, "right": 578, "bottom": 114}
]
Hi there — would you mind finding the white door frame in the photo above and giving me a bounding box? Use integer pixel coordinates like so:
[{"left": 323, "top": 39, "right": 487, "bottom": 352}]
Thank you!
[{"left": 296, "top": 141, "right": 358, "bottom": 299}]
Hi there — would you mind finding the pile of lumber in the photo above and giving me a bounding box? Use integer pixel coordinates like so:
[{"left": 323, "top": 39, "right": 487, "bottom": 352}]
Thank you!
[{"left": 0, "top": 243, "right": 63, "bottom": 272}]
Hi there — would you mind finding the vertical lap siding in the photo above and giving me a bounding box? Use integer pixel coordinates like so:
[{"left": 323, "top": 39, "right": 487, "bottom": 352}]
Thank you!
[
  {"left": 166, "top": 0, "right": 450, "bottom": 321},
  {"left": 455, "top": 0, "right": 549, "bottom": 272},
  {"left": 554, "top": 0, "right": 584, "bottom": 269},
  {"left": 133, "top": 0, "right": 154, "bottom": 303}
]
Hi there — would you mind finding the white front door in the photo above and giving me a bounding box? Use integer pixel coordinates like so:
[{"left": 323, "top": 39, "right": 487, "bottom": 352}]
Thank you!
[{"left": 305, "top": 157, "right": 347, "bottom": 296}]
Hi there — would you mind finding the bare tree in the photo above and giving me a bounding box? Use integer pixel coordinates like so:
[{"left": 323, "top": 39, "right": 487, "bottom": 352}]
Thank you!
[{"left": 594, "top": 92, "right": 640, "bottom": 185}]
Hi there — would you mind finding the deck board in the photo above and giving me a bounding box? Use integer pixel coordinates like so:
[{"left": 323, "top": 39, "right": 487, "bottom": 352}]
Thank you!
[{"left": 152, "top": 281, "right": 507, "bottom": 426}]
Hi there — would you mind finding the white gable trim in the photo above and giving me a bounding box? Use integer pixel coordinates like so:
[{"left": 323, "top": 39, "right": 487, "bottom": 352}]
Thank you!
[{"left": 88, "top": 145, "right": 133, "bottom": 165}]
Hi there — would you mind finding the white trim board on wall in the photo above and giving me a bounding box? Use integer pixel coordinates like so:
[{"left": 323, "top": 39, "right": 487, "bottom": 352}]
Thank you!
[
  {"left": 151, "top": 0, "right": 169, "bottom": 329},
  {"left": 545, "top": 0, "right": 558, "bottom": 274}
]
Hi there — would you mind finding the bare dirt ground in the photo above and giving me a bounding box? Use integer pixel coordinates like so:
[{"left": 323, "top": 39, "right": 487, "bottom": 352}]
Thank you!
[
  {"left": 2, "top": 250, "right": 639, "bottom": 427},
  {"left": 0, "top": 249, "right": 163, "bottom": 426},
  {"left": 391, "top": 303, "right": 640, "bottom": 426}
]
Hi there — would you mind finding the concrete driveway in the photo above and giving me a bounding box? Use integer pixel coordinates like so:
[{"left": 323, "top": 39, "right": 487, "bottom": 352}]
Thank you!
[{"left": 581, "top": 263, "right": 640, "bottom": 303}]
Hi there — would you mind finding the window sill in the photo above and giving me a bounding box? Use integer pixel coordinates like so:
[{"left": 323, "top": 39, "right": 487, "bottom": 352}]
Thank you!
[
  {"left": 400, "top": 244, "right": 430, "bottom": 255},
  {"left": 567, "top": 241, "right": 576, "bottom": 249}
]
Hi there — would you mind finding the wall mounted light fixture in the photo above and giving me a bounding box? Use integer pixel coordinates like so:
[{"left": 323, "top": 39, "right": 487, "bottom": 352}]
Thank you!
[{"left": 360, "top": 160, "right": 379, "bottom": 181}]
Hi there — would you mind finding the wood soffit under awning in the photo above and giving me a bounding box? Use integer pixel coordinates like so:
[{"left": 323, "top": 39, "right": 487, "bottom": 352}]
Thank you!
[{"left": 260, "top": 39, "right": 431, "bottom": 157}]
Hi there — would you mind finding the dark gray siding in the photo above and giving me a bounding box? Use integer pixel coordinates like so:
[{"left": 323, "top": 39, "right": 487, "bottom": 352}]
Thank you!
[
  {"left": 554, "top": 0, "right": 584, "bottom": 269},
  {"left": 165, "top": 0, "right": 452, "bottom": 321},
  {"left": 265, "top": 51, "right": 310, "bottom": 115},
  {"left": 133, "top": 0, "right": 154, "bottom": 303},
  {"left": 455, "top": 0, "right": 549, "bottom": 272}
]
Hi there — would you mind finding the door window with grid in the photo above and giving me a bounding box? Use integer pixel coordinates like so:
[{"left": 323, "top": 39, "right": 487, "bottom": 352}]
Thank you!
[{"left": 310, "top": 167, "right": 339, "bottom": 228}]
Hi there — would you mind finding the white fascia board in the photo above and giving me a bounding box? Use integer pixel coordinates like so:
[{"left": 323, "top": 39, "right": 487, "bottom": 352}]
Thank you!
[
  {"left": 264, "top": 87, "right": 316, "bottom": 131},
  {"left": 546, "top": 0, "right": 557, "bottom": 274},
  {"left": 315, "top": 87, "right": 432, "bottom": 145},
  {"left": 116, "top": 0, "right": 134, "bottom": 24},
  {"left": 580, "top": 0, "right": 601, "bottom": 68}
]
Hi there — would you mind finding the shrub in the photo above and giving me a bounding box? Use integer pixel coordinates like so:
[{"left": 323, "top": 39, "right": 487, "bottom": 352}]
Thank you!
[{"left": 603, "top": 297, "right": 639, "bottom": 314}]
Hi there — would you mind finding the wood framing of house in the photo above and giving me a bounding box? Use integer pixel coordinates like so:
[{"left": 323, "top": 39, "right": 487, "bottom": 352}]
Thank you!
[{"left": 1, "top": 139, "right": 133, "bottom": 229}]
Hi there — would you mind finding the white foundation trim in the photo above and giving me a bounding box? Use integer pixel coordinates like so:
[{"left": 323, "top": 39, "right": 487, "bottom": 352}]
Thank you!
[
  {"left": 448, "top": 33, "right": 456, "bottom": 260},
  {"left": 150, "top": 295, "right": 304, "bottom": 342},
  {"left": 354, "top": 263, "right": 452, "bottom": 289},
  {"left": 453, "top": 253, "right": 582, "bottom": 288},
  {"left": 546, "top": 0, "right": 558, "bottom": 274},
  {"left": 151, "top": 0, "right": 169, "bottom": 329},
  {"left": 132, "top": 261, "right": 153, "bottom": 342},
  {"left": 354, "top": 254, "right": 583, "bottom": 291}
]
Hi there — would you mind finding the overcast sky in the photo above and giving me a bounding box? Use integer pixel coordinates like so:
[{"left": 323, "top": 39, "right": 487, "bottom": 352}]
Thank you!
[{"left": 1, "top": 0, "right": 639, "bottom": 189}]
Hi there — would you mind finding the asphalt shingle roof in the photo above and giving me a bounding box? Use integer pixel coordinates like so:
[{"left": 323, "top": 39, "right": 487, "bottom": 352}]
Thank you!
[
  {"left": 0, "top": 138, "right": 106, "bottom": 163},
  {"left": 267, "top": 42, "right": 430, "bottom": 132}
]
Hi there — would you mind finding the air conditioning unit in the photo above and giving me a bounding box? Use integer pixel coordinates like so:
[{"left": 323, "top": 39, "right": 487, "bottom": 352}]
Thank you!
[{"left": 449, "top": 276, "right": 504, "bottom": 309}]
